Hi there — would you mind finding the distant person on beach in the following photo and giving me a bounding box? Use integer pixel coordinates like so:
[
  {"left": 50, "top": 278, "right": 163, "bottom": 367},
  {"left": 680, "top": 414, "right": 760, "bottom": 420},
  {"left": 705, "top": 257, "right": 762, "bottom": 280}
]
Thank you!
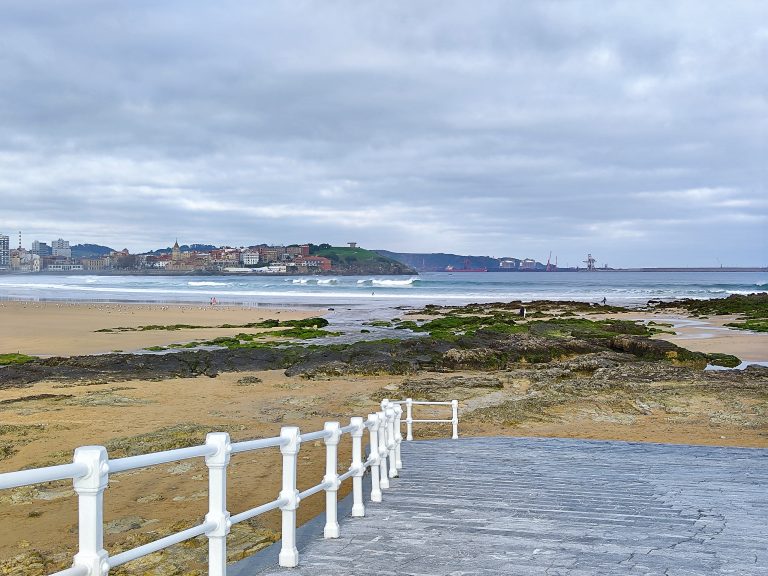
[
  {"left": 519, "top": 306, "right": 526, "bottom": 319},
  {"left": 601, "top": 297, "right": 607, "bottom": 305}
]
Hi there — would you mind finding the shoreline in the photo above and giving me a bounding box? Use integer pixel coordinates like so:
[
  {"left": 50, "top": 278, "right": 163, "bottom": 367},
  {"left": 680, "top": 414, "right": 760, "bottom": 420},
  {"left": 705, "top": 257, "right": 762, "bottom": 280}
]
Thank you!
[
  {"left": 0, "top": 301, "right": 323, "bottom": 357},
  {"left": 0, "top": 269, "right": 418, "bottom": 277},
  {"left": 591, "top": 311, "right": 768, "bottom": 362},
  {"left": 2, "top": 267, "right": 766, "bottom": 275},
  {"left": 2, "top": 298, "right": 767, "bottom": 360}
]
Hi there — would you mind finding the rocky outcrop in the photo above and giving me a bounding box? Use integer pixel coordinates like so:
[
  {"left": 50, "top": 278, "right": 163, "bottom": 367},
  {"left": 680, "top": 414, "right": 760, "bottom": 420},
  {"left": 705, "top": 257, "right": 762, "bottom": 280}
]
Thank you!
[
  {"left": 607, "top": 335, "right": 708, "bottom": 368},
  {"left": 398, "top": 375, "right": 503, "bottom": 397},
  {"left": 0, "top": 330, "right": 729, "bottom": 388},
  {"left": 439, "top": 333, "right": 604, "bottom": 370},
  {"left": 0, "top": 348, "right": 290, "bottom": 388},
  {"left": 284, "top": 338, "right": 452, "bottom": 378}
]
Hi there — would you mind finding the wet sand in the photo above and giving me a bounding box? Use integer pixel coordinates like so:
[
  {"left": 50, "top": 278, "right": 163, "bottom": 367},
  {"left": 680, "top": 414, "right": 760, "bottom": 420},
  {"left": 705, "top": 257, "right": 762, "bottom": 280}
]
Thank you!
[
  {"left": 2, "top": 300, "right": 766, "bottom": 361},
  {"left": 589, "top": 311, "right": 768, "bottom": 361},
  {"left": 0, "top": 301, "right": 320, "bottom": 356}
]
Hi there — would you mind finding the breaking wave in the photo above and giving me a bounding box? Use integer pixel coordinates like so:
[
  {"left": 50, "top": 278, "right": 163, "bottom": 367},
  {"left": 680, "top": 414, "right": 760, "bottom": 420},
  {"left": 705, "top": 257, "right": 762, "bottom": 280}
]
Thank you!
[
  {"left": 357, "top": 278, "right": 418, "bottom": 287},
  {"left": 188, "top": 281, "right": 231, "bottom": 287}
]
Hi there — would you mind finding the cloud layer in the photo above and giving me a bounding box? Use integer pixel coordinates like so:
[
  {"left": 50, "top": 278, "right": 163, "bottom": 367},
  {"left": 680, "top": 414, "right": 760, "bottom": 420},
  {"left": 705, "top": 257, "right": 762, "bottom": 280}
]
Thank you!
[{"left": 0, "top": 1, "right": 766, "bottom": 266}]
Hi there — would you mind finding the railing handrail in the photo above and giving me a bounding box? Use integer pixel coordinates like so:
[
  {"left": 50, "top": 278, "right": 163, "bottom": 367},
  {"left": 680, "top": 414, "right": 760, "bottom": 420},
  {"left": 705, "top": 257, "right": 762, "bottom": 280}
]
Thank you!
[
  {"left": 383, "top": 397, "right": 459, "bottom": 441},
  {"left": 0, "top": 397, "right": 458, "bottom": 575},
  {"left": 0, "top": 461, "right": 89, "bottom": 490},
  {"left": 108, "top": 444, "right": 217, "bottom": 474}
]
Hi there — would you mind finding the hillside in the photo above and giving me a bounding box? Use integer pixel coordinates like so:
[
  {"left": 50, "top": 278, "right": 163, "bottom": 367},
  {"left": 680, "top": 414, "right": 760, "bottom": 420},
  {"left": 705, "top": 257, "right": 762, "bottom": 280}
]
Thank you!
[
  {"left": 310, "top": 245, "right": 417, "bottom": 275},
  {"left": 146, "top": 244, "right": 218, "bottom": 255},
  {"left": 71, "top": 244, "right": 115, "bottom": 258},
  {"left": 375, "top": 250, "right": 544, "bottom": 272}
]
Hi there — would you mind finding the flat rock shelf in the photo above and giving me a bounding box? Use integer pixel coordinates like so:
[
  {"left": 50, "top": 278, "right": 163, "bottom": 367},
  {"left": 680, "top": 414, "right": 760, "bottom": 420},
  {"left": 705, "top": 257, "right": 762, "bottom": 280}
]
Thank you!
[{"left": 248, "top": 437, "right": 768, "bottom": 575}]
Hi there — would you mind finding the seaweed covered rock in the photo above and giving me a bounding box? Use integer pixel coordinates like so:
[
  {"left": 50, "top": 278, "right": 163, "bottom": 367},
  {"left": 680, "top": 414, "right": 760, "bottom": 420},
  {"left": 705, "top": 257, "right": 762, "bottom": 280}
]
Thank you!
[
  {"left": 555, "top": 351, "right": 638, "bottom": 373},
  {"left": 442, "top": 347, "right": 501, "bottom": 370},
  {"left": 391, "top": 375, "right": 504, "bottom": 401},
  {"left": 283, "top": 338, "right": 452, "bottom": 378},
  {"left": 607, "top": 335, "right": 708, "bottom": 368}
]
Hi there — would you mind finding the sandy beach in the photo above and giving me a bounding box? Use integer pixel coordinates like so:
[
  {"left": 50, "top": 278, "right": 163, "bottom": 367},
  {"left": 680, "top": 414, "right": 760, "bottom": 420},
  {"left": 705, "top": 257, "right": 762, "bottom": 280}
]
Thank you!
[
  {"left": 588, "top": 311, "right": 768, "bottom": 362},
  {"left": 0, "top": 301, "right": 320, "bottom": 357},
  {"left": 1, "top": 362, "right": 766, "bottom": 573},
  {"left": 2, "top": 300, "right": 767, "bottom": 361},
  {"left": 1, "top": 298, "right": 766, "bottom": 573}
]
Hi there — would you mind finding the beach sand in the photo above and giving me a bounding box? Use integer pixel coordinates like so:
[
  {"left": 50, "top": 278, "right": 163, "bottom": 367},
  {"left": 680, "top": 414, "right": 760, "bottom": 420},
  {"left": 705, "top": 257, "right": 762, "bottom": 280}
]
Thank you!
[
  {"left": 1, "top": 300, "right": 766, "bottom": 572},
  {"left": 0, "top": 301, "right": 320, "bottom": 356},
  {"left": 2, "top": 301, "right": 766, "bottom": 360},
  {"left": 0, "top": 369, "right": 381, "bottom": 571},
  {"left": 589, "top": 311, "right": 768, "bottom": 361},
  {"left": 1, "top": 366, "right": 766, "bottom": 572}
]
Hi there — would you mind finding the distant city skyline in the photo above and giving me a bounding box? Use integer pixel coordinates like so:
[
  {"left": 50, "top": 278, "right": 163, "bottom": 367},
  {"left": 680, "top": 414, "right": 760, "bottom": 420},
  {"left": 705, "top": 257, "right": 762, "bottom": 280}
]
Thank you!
[{"left": 0, "top": 1, "right": 766, "bottom": 267}]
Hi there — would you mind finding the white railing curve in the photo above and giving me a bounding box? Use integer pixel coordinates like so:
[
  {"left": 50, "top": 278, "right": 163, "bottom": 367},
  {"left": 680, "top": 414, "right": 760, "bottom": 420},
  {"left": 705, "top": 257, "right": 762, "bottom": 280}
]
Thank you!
[
  {"left": 0, "top": 397, "right": 459, "bottom": 576},
  {"left": 383, "top": 397, "right": 459, "bottom": 441}
]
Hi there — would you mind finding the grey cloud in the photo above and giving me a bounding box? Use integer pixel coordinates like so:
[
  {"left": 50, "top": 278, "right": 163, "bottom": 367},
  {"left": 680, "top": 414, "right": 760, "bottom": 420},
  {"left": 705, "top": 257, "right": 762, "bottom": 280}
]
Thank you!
[{"left": 0, "top": 0, "right": 766, "bottom": 266}]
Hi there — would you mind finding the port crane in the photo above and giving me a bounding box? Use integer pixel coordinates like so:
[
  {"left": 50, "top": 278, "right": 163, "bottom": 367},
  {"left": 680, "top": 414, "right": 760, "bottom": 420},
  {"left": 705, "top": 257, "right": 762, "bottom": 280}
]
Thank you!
[
  {"left": 545, "top": 252, "right": 558, "bottom": 271},
  {"left": 583, "top": 253, "right": 596, "bottom": 271}
]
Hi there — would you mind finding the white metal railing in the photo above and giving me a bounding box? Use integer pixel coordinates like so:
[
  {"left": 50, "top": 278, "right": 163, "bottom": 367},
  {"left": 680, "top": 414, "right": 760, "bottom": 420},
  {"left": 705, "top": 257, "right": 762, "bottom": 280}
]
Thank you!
[
  {"left": 384, "top": 398, "right": 459, "bottom": 441},
  {"left": 0, "top": 398, "right": 459, "bottom": 575}
]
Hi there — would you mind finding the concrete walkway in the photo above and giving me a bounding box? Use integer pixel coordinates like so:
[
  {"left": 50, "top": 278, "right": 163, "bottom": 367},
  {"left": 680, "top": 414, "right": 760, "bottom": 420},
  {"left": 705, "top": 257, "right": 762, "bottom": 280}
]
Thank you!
[{"left": 250, "top": 437, "right": 768, "bottom": 575}]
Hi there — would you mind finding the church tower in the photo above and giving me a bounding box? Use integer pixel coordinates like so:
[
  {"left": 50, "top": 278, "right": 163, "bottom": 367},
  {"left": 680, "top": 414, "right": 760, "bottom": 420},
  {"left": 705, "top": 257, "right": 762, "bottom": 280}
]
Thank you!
[{"left": 172, "top": 239, "right": 181, "bottom": 261}]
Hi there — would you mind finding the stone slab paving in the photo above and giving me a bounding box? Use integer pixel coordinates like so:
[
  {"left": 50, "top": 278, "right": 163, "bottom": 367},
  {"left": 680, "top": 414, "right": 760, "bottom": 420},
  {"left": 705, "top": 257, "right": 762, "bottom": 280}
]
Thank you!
[{"left": 251, "top": 437, "right": 768, "bottom": 575}]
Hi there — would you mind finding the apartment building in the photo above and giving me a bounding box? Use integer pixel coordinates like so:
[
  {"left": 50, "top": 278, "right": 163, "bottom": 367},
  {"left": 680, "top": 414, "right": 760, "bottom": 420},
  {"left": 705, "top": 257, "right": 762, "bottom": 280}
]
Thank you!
[{"left": 0, "top": 234, "right": 9, "bottom": 269}]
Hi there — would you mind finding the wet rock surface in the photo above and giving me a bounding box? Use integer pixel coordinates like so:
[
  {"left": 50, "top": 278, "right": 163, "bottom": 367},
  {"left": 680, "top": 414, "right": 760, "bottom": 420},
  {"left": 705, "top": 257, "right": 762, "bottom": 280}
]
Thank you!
[{"left": 0, "top": 327, "right": 748, "bottom": 388}]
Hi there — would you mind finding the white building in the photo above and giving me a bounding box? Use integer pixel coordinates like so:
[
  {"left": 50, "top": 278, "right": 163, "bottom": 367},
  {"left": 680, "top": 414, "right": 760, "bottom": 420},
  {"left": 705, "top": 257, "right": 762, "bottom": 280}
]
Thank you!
[
  {"left": 0, "top": 234, "right": 9, "bottom": 269},
  {"left": 242, "top": 250, "right": 260, "bottom": 266},
  {"left": 262, "top": 264, "right": 287, "bottom": 273},
  {"left": 51, "top": 238, "right": 72, "bottom": 258},
  {"left": 46, "top": 263, "right": 83, "bottom": 271},
  {"left": 12, "top": 252, "right": 41, "bottom": 272}
]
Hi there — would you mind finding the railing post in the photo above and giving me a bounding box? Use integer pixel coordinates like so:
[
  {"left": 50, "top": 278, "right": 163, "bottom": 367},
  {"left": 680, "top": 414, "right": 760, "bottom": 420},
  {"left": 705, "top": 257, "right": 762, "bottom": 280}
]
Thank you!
[
  {"left": 368, "top": 413, "right": 382, "bottom": 502},
  {"left": 405, "top": 398, "right": 413, "bottom": 441},
  {"left": 323, "top": 422, "right": 341, "bottom": 538},
  {"left": 394, "top": 404, "right": 403, "bottom": 470},
  {"left": 279, "top": 426, "right": 301, "bottom": 568},
  {"left": 350, "top": 417, "right": 365, "bottom": 517},
  {"left": 376, "top": 410, "right": 389, "bottom": 490},
  {"left": 72, "top": 446, "right": 109, "bottom": 576},
  {"left": 452, "top": 399, "right": 459, "bottom": 439},
  {"left": 204, "top": 432, "right": 231, "bottom": 576},
  {"left": 385, "top": 406, "right": 398, "bottom": 479}
]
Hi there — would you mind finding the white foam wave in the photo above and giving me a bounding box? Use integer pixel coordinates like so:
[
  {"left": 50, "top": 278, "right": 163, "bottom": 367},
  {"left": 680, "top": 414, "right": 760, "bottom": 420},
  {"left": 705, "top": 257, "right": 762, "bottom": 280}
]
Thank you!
[
  {"left": 317, "top": 279, "right": 337, "bottom": 285},
  {"left": 371, "top": 278, "right": 417, "bottom": 287},
  {"left": 188, "top": 281, "right": 230, "bottom": 287}
]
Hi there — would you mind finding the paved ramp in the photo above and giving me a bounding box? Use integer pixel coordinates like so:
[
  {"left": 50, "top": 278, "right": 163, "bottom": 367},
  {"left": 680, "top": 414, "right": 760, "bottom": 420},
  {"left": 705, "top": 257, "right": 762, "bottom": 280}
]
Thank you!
[{"left": 251, "top": 437, "right": 768, "bottom": 575}]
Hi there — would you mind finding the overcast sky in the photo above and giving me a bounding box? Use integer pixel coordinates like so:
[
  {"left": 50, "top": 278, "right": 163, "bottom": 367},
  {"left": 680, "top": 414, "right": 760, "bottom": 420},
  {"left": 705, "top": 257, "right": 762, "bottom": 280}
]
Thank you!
[{"left": 0, "top": 1, "right": 766, "bottom": 267}]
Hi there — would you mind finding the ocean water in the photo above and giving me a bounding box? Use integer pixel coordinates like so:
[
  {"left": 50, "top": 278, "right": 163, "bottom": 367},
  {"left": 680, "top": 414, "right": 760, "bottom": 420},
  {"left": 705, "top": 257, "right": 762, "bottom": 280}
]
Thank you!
[{"left": 0, "top": 271, "right": 765, "bottom": 310}]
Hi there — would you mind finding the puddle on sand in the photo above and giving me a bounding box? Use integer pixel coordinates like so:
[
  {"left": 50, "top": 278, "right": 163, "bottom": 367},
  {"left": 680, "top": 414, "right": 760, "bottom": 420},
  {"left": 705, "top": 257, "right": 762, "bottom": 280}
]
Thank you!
[{"left": 705, "top": 361, "right": 768, "bottom": 371}]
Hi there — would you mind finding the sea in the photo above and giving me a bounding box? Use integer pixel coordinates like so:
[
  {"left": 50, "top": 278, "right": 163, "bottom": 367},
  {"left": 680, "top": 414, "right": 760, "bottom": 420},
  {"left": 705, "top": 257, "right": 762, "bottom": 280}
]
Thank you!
[{"left": 0, "top": 271, "right": 765, "bottom": 312}]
